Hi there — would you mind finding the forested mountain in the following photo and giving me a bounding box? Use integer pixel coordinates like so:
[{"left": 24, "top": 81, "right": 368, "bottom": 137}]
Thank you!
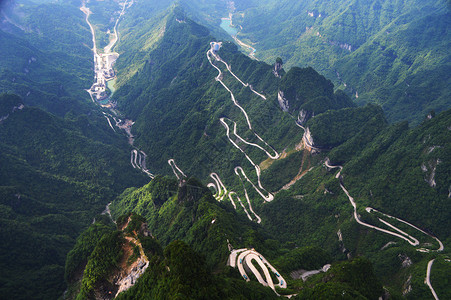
[
  {"left": 225, "top": 0, "right": 451, "bottom": 124},
  {"left": 0, "top": 0, "right": 449, "bottom": 299},
  {"left": 0, "top": 0, "right": 94, "bottom": 116},
  {"left": 0, "top": 93, "right": 148, "bottom": 299}
]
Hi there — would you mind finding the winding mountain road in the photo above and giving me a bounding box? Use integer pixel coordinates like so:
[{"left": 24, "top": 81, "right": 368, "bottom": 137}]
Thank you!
[
  {"left": 229, "top": 248, "right": 287, "bottom": 293},
  {"left": 324, "top": 158, "right": 444, "bottom": 299},
  {"left": 425, "top": 259, "right": 439, "bottom": 300},
  {"left": 82, "top": 1, "right": 157, "bottom": 179},
  {"left": 130, "top": 149, "right": 155, "bottom": 178},
  {"left": 168, "top": 159, "right": 186, "bottom": 180},
  {"left": 207, "top": 42, "right": 278, "bottom": 213}
]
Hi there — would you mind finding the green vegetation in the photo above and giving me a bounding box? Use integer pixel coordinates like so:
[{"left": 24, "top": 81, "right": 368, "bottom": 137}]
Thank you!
[
  {"left": 295, "top": 257, "right": 383, "bottom": 300},
  {"left": 111, "top": 176, "right": 268, "bottom": 269},
  {"left": 306, "top": 104, "right": 386, "bottom": 149},
  {"left": 0, "top": 93, "right": 147, "bottom": 299},
  {"left": 65, "top": 217, "right": 116, "bottom": 283},
  {"left": 77, "top": 231, "right": 124, "bottom": 299},
  {"left": 1, "top": 1, "right": 449, "bottom": 298},
  {"left": 0, "top": 1, "right": 94, "bottom": 117},
  {"left": 70, "top": 182, "right": 385, "bottom": 299},
  {"left": 279, "top": 66, "right": 354, "bottom": 117},
  {"left": 230, "top": 0, "right": 450, "bottom": 125},
  {"left": 274, "top": 246, "right": 331, "bottom": 273}
]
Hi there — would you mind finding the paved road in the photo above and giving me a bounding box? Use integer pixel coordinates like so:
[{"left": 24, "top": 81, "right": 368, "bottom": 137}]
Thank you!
[
  {"left": 168, "top": 159, "right": 186, "bottom": 180},
  {"left": 204, "top": 42, "right": 283, "bottom": 222},
  {"left": 130, "top": 149, "right": 155, "bottom": 178},
  {"left": 325, "top": 158, "right": 444, "bottom": 299},
  {"left": 425, "top": 259, "right": 439, "bottom": 300},
  {"left": 82, "top": 1, "right": 156, "bottom": 179},
  {"left": 230, "top": 248, "right": 287, "bottom": 293}
]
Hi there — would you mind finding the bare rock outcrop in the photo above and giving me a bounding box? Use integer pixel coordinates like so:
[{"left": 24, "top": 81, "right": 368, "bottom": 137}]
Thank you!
[{"left": 277, "top": 90, "right": 289, "bottom": 112}]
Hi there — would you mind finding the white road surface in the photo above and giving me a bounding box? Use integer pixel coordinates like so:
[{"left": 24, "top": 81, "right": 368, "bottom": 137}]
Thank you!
[
  {"left": 324, "top": 158, "right": 444, "bottom": 299},
  {"left": 230, "top": 248, "right": 287, "bottom": 293},
  {"left": 204, "top": 42, "right": 285, "bottom": 223},
  {"left": 168, "top": 159, "right": 186, "bottom": 180},
  {"left": 425, "top": 259, "right": 439, "bottom": 300}
]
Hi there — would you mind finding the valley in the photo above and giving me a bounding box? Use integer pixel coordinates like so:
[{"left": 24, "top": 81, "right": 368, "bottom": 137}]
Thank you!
[
  {"left": 0, "top": 0, "right": 449, "bottom": 299},
  {"left": 81, "top": 0, "right": 154, "bottom": 181}
]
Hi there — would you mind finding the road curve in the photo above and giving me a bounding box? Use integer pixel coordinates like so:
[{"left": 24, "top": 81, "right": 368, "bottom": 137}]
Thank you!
[
  {"left": 209, "top": 173, "right": 228, "bottom": 202},
  {"left": 168, "top": 159, "right": 186, "bottom": 180},
  {"left": 326, "top": 159, "right": 421, "bottom": 246},
  {"left": 205, "top": 42, "right": 283, "bottom": 223},
  {"left": 230, "top": 248, "right": 287, "bottom": 293},
  {"left": 207, "top": 42, "right": 277, "bottom": 158},
  {"left": 325, "top": 158, "right": 444, "bottom": 300},
  {"left": 425, "top": 259, "right": 439, "bottom": 300}
]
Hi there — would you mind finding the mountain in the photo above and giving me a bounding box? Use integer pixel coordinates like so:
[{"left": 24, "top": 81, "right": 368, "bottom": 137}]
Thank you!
[
  {"left": 0, "top": 0, "right": 95, "bottom": 116},
  {"left": 0, "top": 93, "right": 147, "bottom": 299},
  {"left": 0, "top": 0, "right": 450, "bottom": 299},
  {"left": 105, "top": 6, "right": 449, "bottom": 299},
  {"left": 66, "top": 183, "right": 384, "bottom": 299},
  {"left": 226, "top": 0, "right": 451, "bottom": 125}
]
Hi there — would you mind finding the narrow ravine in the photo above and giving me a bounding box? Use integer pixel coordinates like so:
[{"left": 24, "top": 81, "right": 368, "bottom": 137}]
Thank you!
[{"left": 81, "top": 0, "right": 154, "bottom": 179}]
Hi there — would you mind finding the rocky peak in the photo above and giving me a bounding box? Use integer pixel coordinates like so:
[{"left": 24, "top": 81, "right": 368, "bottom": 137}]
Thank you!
[{"left": 273, "top": 57, "right": 283, "bottom": 78}]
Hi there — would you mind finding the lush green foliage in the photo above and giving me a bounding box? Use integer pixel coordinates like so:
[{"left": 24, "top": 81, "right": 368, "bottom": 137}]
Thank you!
[
  {"left": 0, "top": 94, "right": 147, "bottom": 299},
  {"left": 77, "top": 231, "right": 124, "bottom": 299},
  {"left": 116, "top": 239, "right": 279, "bottom": 300},
  {"left": 279, "top": 66, "right": 354, "bottom": 115},
  {"left": 1, "top": 1, "right": 449, "bottom": 298},
  {"left": 111, "top": 176, "right": 269, "bottom": 269},
  {"left": 230, "top": 0, "right": 451, "bottom": 125},
  {"left": 65, "top": 218, "right": 115, "bottom": 283},
  {"left": 274, "top": 246, "right": 331, "bottom": 273},
  {"left": 306, "top": 104, "right": 386, "bottom": 149},
  {"left": 0, "top": 1, "right": 94, "bottom": 116}
]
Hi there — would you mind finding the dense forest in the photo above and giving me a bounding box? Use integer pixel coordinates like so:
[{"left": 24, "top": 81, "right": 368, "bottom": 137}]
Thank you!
[
  {"left": 229, "top": 0, "right": 451, "bottom": 125},
  {"left": 0, "top": 93, "right": 148, "bottom": 299},
  {"left": 0, "top": 0, "right": 449, "bottom": 299}
]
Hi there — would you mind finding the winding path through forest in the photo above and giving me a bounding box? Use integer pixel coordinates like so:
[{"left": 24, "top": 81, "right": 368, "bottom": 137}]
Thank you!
[
  {"left": 81, "top": 0, "right": 154, "bottom": 179},
  {"left": 168, "top": 159, "right": 187, "bottom": 180},
  {"left": 324, "top": 158, "right": 443, "bottom": 299},
  {"left": 205, "top": 41, "right": 283, "bottom": 223},
  {"left": 229, "top": 248, "right": 286, "bottom": 293}
]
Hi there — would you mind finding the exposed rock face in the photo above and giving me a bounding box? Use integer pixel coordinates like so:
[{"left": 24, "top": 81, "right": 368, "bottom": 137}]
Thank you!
[
  {"left": 0, "top": 103, "right": 24, "bottom": 123},
  {"left": 290, "top": 264, "right": 331, "bottom": 281},
  {"left": 139, "top": 223, "right": 153, "bottom": 237},
  {"left": 273, "top": 59, "right": 283, "bottom": 78},
  {"left": 0, "top": 114, "right": 9, "bottom": 122},
  {"left": 421, "top": 158, "right": 441, "bottom": 187},
  {"left": 303, "top": 127, "right": 317, "bottom": 152},
  {"left": 277, "top": 90, "right": 289, "bottom": 112},
  {"left": 398, "top": 254, "right": 412, "bottom": 268},
  {"left": 329, "top": 40, "right": 352, "bottom": 51},
  {"left": 115, "top": 258, "right": 149, "bottom": 297},
  {"left": 297, "top": 109, "right": 314, "bottom": 125},
  {"left": 402, "top": 274, "right": 412, "bottom": 296}
]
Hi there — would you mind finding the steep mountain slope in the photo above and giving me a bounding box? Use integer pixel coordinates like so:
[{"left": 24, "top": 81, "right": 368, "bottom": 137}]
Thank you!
[
  {"left": 67, "top": 180, "right": 384, "bottom": 299},
  {"left": 228, "top": 0, "right": 451, "bottom": 124},
  {"left": 0, "top": 0, "right": 94, "bottom": 116},
  {"left": 113, "top": 7, "right": 351, "bottom": 183},
  {"left": 105, "top": 8, "right": 450, "bottom": 298},
  {"left": 259, "top": 108, "right": 450, "bottom": 298},
  {"left": 0, "top": 1, "right": 449, "bottom": 299},
  {"left": 0, "top": 93, "right": 148, "bottom": 299}
]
